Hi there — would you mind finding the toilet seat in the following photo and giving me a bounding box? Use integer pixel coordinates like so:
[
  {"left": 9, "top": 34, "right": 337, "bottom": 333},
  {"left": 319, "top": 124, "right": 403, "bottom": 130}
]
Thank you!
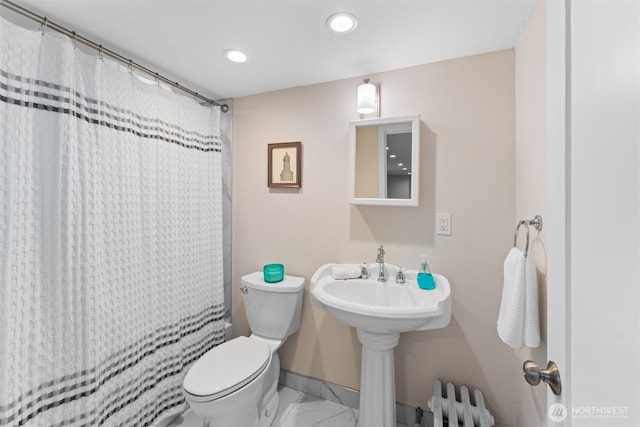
[{"left": 183, "top": 336, "right": 271, "bottom": 401}]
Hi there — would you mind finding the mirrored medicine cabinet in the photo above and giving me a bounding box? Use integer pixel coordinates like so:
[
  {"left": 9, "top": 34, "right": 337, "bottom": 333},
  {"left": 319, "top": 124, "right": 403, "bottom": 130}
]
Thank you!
[{"left": 348, "top": 115, "right": 420, "bottom": 206}]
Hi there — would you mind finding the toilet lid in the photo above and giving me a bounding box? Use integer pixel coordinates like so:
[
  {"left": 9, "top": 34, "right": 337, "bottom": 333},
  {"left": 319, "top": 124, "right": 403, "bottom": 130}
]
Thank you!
[{"left": 183, "top": 336, "right": 271, "bottom": 399}]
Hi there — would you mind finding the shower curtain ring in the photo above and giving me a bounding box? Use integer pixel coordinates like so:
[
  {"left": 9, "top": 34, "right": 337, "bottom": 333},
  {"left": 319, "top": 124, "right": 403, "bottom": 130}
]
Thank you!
[
  {"left": 72, "top": 31, "right": 77, "bottom": 50},
  {"left": 128, "top": 59, "right": 133, "bottom": 74},
  {"left": 40, "top": 17, "right": 48, "bottom": 36}
]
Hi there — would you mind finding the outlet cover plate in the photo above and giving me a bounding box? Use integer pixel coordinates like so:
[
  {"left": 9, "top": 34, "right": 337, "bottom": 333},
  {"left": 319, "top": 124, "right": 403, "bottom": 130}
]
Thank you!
[{"left": 437, "top": 213, "right": 451, "bottom": 236}]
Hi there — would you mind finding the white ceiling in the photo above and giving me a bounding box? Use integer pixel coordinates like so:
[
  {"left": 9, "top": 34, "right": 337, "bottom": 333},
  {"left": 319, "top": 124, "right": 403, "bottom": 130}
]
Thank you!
[{"left": 8, "top": 0, "right": 538, "bottom": 101}]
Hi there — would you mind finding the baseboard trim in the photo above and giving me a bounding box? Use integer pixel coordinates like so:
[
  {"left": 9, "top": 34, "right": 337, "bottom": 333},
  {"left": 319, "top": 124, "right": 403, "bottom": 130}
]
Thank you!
[{"left": 279, "top": 369, "right": 432, "bottom": 427}]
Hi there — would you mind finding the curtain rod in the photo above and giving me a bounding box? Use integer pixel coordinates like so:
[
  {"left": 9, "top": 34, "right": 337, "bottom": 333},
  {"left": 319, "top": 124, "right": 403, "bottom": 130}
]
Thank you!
[{"left": 0, "top": 0, "right": 229, "bottom": 112}]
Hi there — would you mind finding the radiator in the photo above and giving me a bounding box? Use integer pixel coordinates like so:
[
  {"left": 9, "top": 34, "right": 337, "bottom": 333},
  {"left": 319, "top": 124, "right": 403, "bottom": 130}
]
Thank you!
[{"left": 428, "top": 380, "right": 494, "bottom": 427}]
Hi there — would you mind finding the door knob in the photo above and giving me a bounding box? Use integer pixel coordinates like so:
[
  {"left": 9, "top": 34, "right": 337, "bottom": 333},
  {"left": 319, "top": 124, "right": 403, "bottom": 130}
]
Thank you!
[{"left": 523, "top": 360, "right": 561, "bottom": 395}]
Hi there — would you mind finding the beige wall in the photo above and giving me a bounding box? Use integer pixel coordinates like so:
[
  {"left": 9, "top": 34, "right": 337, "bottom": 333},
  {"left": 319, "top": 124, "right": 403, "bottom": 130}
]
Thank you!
[
  {"left": 515, "top": 2, "right": 548, "bottom": 425},
  {"left": 232, "top": 50, "right": 520, "bottom": 424}
]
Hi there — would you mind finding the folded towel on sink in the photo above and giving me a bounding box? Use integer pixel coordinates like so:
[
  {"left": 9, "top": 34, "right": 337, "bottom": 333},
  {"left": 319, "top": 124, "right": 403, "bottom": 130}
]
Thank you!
[{"left": 331, "top": 265, "right": 362, "bottom": 280}]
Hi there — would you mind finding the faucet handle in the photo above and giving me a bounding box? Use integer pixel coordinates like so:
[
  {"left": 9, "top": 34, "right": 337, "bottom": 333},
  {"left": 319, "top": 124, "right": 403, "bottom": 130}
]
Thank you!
[
  {"left": 360, "top": 263, "right": 370, "bottom": 279},
  {"left": 395, "top": 266, "right": 406, "bottom": 284}
]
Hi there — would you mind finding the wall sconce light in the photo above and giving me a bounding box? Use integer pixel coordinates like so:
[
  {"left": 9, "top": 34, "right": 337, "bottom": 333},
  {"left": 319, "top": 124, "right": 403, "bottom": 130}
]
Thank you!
[{"left": 357, "top": 78, "right": 379, "bottom": 117}]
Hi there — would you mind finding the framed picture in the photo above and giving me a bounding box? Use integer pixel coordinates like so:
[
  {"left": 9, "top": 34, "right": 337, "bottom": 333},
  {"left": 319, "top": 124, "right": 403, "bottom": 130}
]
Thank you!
[{"left": 268, "top": 142, "right": 302, "bottom": 188}]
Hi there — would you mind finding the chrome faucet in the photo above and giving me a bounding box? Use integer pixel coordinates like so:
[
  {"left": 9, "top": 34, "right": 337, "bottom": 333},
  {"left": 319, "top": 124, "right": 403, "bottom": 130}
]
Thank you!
[
  {"left": 360, "top": 262, "right": 370, "bottom": 279},
  {"left": 376, "top": 245, "right": 386, "bottom": 282}
]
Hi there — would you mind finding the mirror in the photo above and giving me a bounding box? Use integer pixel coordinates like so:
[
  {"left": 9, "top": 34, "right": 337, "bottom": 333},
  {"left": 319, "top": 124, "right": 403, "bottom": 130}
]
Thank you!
[{"left": 348, "top": 115, "right": 420, "bottom": 206}]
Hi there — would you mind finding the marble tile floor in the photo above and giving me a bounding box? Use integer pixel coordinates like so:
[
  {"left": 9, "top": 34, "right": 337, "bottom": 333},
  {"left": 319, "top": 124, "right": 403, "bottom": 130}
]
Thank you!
[{"left": 170, "top": 385, "right": 410, "bottom": 427}]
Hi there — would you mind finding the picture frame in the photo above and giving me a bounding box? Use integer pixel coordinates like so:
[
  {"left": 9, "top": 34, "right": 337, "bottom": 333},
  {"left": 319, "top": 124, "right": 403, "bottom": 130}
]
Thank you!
[{"left": 268, "top": 142, "right": 302, "bottom": 188}]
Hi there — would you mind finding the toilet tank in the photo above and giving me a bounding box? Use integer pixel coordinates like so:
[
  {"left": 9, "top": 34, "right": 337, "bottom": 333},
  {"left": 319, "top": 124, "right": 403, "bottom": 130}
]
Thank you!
[{"left": 241, "top": 272, "right": 305, "bottom": 340}]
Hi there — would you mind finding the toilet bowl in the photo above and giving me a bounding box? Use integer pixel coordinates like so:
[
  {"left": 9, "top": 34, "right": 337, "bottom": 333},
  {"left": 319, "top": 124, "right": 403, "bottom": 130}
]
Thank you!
[{"left": 183, "top": 272, "right": 305, "bottom": 427}]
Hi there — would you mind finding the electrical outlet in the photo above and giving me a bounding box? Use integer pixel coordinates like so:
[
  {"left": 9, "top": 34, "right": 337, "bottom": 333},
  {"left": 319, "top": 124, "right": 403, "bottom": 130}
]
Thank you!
[{"left": 437, "top": 213, "right": 451, "bottom": 236}]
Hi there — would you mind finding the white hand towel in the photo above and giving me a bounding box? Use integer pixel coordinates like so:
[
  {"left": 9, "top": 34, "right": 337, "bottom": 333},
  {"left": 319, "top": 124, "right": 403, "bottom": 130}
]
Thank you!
[
  {"left": 497, "top": 247, "right": 540, "bottom": 349},
  {"left": 331, "top": 265, "right": 362, "bottom": 280},
  {"left": 523, "top": 255, "right": 540, "bottom": 347}
]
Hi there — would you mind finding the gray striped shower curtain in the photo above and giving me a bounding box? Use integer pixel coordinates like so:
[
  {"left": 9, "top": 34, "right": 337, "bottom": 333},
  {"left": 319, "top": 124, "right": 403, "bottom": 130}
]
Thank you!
[{"left": 0, "top": 15, "right": 225, "bottom": 426}]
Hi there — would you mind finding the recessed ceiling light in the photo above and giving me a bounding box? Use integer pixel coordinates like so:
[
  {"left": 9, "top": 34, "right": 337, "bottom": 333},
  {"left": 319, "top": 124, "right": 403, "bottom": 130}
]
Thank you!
[
  {"left": 224, "top": 49, "right": 247, "bottom": 63},
  {"left": 326, "top": 13, "right": 358, "bottom": 34},
  {"left": 398, "top": 163, "right": 403, "bottom": 166},
  {"left": 389, "top": 154, "right": 396, "bottom": 158}
]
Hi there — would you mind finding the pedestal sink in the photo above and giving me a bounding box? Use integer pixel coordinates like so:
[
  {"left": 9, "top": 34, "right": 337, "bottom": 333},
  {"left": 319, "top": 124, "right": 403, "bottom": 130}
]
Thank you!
[{"left": 310, "top": 263, "right": 451, "bottom": 427}]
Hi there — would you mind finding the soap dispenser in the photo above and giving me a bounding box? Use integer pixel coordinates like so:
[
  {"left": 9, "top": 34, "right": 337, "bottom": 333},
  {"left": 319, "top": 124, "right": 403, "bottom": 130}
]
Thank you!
[{"left": 417, "top": 255, "right": 436, "bottom": 290}]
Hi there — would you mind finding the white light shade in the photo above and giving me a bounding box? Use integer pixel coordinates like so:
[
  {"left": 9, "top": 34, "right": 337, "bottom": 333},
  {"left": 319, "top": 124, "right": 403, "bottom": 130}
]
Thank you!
[
  {"left": 357, "top": 82, "right": 376, "bottom": 114},
  {"left": 224, "top": 49, "right": 247, "bottom": 63},
  {"left": 327, "top": 13, "right": 358, "bottom": 33}
]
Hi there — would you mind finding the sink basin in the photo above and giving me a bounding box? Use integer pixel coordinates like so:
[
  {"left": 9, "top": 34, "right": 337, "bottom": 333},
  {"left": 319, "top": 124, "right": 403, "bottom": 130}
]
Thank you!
[
  {"left": 310, "top": 263, "right": 451, "bottom": 334},
  {"left": 310, "top": 263, "right": 451, "bottom": 427}
]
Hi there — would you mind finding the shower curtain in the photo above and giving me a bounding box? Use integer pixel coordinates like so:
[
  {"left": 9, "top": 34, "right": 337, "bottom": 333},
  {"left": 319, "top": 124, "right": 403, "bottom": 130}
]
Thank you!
[{"left": 0, "top": 15, "right": 225, "bottom": 426}]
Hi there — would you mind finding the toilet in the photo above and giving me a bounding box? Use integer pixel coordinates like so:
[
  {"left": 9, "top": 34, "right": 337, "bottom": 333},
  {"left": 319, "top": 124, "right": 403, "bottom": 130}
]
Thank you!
[{"left": 182, "top": 271, "right": 305, "bottom": 427}]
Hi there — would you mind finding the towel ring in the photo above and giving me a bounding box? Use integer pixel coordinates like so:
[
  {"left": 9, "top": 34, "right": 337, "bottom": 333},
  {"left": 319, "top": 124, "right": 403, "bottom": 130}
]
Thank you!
[
  {"left": 513, "top": 215, "right": 543, "bottom": 257},
  {"left": 514, "top": 221, "right": 531, "bottom": 257}
]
